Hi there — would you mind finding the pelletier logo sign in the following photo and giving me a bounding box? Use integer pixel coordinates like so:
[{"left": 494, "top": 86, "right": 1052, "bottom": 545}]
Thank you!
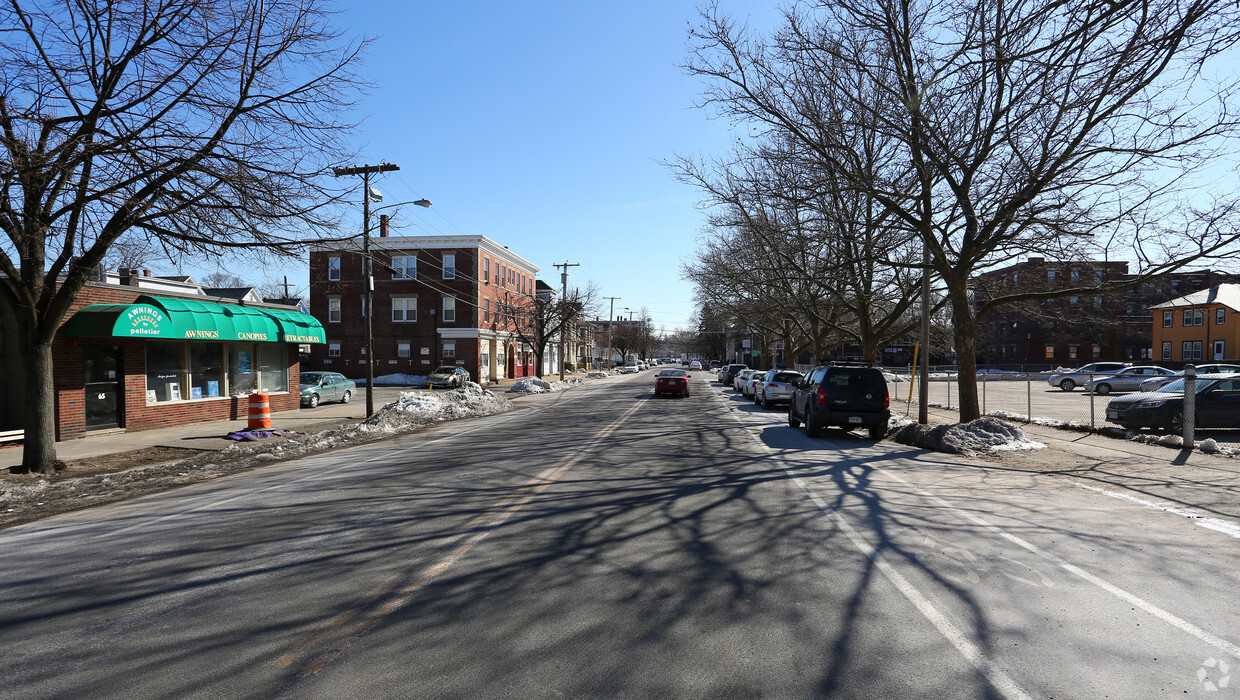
[{"left": 126, "top": 305, "right": 166, "bottom": 336}]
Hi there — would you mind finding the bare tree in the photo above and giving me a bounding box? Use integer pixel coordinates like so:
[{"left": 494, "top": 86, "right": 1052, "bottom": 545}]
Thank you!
[
  {"left": 500, "top": 281, "right": 600, "bottom": 378},
  {"left": 200, "top": 272, "right": 248, "bottom": 289},
  {"left": 688, "top": 0, "right": 1240, "bottom": 421},
  {"left": 0, "top": 0, "right": 367, "bottom": 473}
]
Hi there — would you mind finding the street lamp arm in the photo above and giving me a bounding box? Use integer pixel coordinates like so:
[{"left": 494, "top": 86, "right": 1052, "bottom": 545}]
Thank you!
[{"left": 372, "top": 199, "right": 432, "bottom": 214}]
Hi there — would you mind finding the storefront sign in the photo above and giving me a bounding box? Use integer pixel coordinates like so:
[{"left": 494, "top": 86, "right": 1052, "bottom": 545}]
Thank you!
[{"left": 125, "top": 305, "right": 167, "bottom": 336}]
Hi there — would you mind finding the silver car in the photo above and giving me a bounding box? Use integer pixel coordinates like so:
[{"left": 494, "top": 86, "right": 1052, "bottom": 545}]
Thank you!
[
  {"left": 1047, "top": 362, "right": 1131, "bottom": 391},
  {"left": 1082, "top": 366, "right": 1175, "bottom": 395},
  {"left": 1137, "top": 364, "right": 1240, "bottom": 392},
  {"left": 754, "top": 369, "right": 803, "bottom": 409}
]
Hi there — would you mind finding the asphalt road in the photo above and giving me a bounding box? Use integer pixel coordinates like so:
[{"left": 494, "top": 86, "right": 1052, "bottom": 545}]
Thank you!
[{"left": 1, "top": 371, "right": 1238, "bottom": 698}]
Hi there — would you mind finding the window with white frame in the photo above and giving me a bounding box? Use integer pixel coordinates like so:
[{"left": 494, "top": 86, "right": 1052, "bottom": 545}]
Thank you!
[
  {"left": 1162, "top": 342, "right": 1171, "bottom": 360},
  {"left": 442, "top": 296, "right": 456, "bottom": 322},
  {"left": 1163, "top": 310, "right": 1173, "bottom": 328},
  {"left": 443, "top": 254, "right": 456, "bottom": 280},
  {"left": 484, "top": 299, "right": 491, "bottom": 323},
  {"left": 392, "top": 255, "right": 416, "bottom": 279},
  {"left": 328, "top": 256, "right": 341, "bottom": 281},
  {"left": 484, "top": 258, "right": 490, "bottom": 284},
  {"left": 392, "top": 296, "right": 417, "bottom": 322},
  {"left": 328, "top": 342, "right": 341, "bottom": 357},
  {"left": 1183, "top": 308, "right": 1204, "bottom": 326},
  {"left": 1218, "top": 308, "right": 1226, "bottom": 325},
  {"left": 398, "top": 341, "right": 411, "bottom": 358},
  {"left": 328, "top": 297, "right": 341, "bottom": 323},
  {"left": 443, "top": 341, "right": 456, "bottom": 358},
  {"left": 1183, "top": 340, "right": 1203, "bottom": 360}
]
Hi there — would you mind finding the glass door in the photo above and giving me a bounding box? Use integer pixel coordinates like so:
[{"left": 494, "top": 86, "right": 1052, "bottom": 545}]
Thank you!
[{"left": 84, "top": 345, "right": 123, "bottom": 430}]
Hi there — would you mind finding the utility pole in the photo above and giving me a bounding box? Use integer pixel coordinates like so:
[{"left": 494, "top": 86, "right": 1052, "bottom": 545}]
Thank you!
[
  {"left": 604, "top": 296, "right": 620, "bottom": 369},
  {"left": 333, "top": 162, "right": 399, "bottom": 417},
  {"left": 553, "top": 261, "right": 580, "bottom": 380}
]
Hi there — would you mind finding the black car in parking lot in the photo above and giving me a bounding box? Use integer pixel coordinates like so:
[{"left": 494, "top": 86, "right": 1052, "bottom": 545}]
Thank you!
[
  {"left": 787, "top": 362, "right": 890, "bottom": 440},
  {"left": 1105, "top": 374, "right": 1240, "bottom": 432}
]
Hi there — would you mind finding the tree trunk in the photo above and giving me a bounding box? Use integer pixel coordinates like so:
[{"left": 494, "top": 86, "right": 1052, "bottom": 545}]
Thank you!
[
  {"left": 950, "top": 289, "right": 981, "bottom": 422},
  {"left": 22, "top": 339, "right": 58, "bottom": 475}
]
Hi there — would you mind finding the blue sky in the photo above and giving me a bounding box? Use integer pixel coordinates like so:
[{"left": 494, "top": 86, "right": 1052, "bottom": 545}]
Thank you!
[{"left": 183, "top": 1, "right": 783, "bottom": 332}]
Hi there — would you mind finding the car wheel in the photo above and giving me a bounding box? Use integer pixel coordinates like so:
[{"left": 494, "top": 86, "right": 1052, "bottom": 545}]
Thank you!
[
  {"left": 1094, "top": 384, "right": 1112, "bottom": 395},
  {"left": 341, "top": 390, "right": 351, "bottom": 404},
  {"left": 761, "top": 395, "right": 772, "bottom": 410},
  {"left": 787, "top": 407, "right": 801, "bottom": 429},
  {"left": 1166, "top": 411, "right": 1185, "bottom": 434},
  {"left": 804, "top": 406, "right": 822, "bottom": 438},
  {"left": 307, "top": 393, "right": 319, "bottom": 408},
  {"left": 868, "top": 424, "right": 885, "bottom": 440},
  {"left": 1059, "top": 378, "right": 1076, "bottom": 391}
]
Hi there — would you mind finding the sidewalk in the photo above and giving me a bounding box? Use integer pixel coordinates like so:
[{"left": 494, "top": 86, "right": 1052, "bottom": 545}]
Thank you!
[{"left": 3, "top": 375, "right": 549, "bottom": 468}]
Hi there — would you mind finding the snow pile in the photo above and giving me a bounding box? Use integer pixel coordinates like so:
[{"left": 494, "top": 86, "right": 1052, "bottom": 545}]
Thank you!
[
  {"left": 359, "top": 373, "right": 429, "bottom": 387},
  {"left": 891, "top": 416, "right": 1045, "bottom": 455},
  {"left": 507, "top": 376, "right": 591, "bottom": 394},
  {"left": 588, "top": 371, "right": 609, "bottom": 379}
]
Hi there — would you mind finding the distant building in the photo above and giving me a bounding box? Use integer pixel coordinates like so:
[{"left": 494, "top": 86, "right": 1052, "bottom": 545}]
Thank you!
[
  {"left": 972, "top": 257, "right": 1235, "bottom": 366},
  {"left": 1150, "top": 284, "right": 1240, "bottom": 363},
  {"left": 307, "top": 235, "right": 539, "bottom": 383}
]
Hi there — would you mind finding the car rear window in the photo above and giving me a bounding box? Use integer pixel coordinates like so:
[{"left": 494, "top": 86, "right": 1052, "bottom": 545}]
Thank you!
[{"left": 826, "top": 369, "right": 885, "bottom": 393}]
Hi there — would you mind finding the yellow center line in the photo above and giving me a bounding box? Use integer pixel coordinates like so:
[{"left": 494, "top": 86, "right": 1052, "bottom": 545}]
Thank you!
[{"left": 278, "top": 398, "right": 646, "bottom": 674}]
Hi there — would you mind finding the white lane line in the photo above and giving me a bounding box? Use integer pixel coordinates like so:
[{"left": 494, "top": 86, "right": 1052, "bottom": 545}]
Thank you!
[
  {"left": 709, "top": 386, "right": 1033, "bottom": 700},
  {"left": 878, "top": 469, "right": 1240, "bottom": 661},
  {"left": 1061, "top": 479, "right": 1240, "bottom": 539}
]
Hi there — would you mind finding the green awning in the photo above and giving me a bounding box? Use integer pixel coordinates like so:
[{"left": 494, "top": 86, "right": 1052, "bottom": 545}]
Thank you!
[
  {"left": 257, "top": 307, "right": 327, "bottom": 344},
  {"left": 64, "top": 295, "right": 320, "bottom": 343}
]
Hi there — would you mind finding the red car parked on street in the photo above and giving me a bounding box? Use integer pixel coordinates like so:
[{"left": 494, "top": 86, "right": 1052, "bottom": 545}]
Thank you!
[{"left": 654, "top": 369, "right": 690, "bottom": 398}]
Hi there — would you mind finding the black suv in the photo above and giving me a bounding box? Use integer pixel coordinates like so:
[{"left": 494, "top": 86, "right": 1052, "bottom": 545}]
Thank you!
[
  {"left": 720, "top": 363, "right": 749, "bottom": 388},
  {"left": 787, "top": 362, "right": 890, "bottom": 440}
]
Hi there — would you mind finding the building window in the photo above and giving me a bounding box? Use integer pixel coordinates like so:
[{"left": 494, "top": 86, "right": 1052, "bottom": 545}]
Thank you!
[
  {"left": 1215, "top": 340, "right": 1226, "bottom": 360},
  {"left": 360, "top": 296, "right": 366, "bottom": 318},
  {"left": 398, "top": 341, "right": 411, "bottom": 358},
  {"left": 1218, "top": 308, "right": 1226, "bottom": 325},
  {"left": 484, "top": 258, "right": 490, "bottom": 284},
  {"left": 1069, "top": 345, "right": 1078, "bottom": 360},
  {"left": 443, "top": 341, "right": 456, "bottom": 358},
  {"left": 484, "top": 299, "right": 491, "bottom": 323},
  {"left": 443, "top": 254, "right": 455, "bottom": 280},
  {"left": 392, "top": 255, "right": 416, "bottom": 280},
  {"left": 1183, "top": 308, "right": 1204, "bottom": 326},
  {"left": 392, "top": 296, "right": 417, "bottom": 322},
  {"left": 1093, "top": 296, "right": 1103, "bottom": 308},
  {"left": 1183, "top": 341, "right": 1203, "bottom": 361},
  {"left": 500, "top": 264, "right": 507, "bottom": 287},
  {"left": 145, "top": 341, "right": 286, "bottom": 403},
  {"left": 1047, "top": 269, "right": 1057, "bottom": 282},
  {"left": 1069, "top": 296, "right": 1079, "bottom": 304},
  {"left": 442, "top": 296, "right": 456, "bottom": 323},
  {"left": 328, "top": 342, "right": 341, "bottom": 357},
  {"left": 328, "top": 297, "right": 341, "bottom": 323},
  {"left": 1161, "top": 341, "right": 1171, "bottom": 360},
  {"left": 1092, "top": 344, "right": 1102, "bottom": 359},
  {"left": 328, "top": 256, "right": 340, "bottom": 281},
  {"left": 1163, "top": 310, "right": 1173, "bottom": 328},
  {"left": 1045, "top": 345, "right": 1055, "bottom": 359}
]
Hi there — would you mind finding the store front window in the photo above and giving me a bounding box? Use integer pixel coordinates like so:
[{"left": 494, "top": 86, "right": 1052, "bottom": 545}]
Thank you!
[{"left": 147, "top": 340, "right": 287, "bottom": 402}]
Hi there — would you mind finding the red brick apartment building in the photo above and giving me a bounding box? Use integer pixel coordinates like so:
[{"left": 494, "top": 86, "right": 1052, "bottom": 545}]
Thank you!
[
  {"left": 972, "top": 257, "right": 1236, "bottom": 366},
  {"left": 307, "top": 235, "right": 539, "bottom": 384},
  {"left": 0, "top": 269, "right": 322, "bottom": 440}
]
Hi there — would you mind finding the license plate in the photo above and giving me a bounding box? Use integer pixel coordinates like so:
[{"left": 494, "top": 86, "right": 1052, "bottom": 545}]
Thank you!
[
  {"left": 1107, "top": 410, "right": 1118, "bottom": 419},
  {"left": 848, "top": 416, "right": 862, "bottom": 424}
]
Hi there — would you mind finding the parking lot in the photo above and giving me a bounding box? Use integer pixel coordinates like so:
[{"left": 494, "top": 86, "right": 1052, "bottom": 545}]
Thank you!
[{"left": 889, "top": 373, "right": 1240, "bottom": 446}]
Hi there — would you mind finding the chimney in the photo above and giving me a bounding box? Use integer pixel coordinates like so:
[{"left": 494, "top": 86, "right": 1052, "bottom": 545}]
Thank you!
[
  {"left": 143, "top": 269, "right": 152, "bottom": 277},
  {"left": 118, "top": 268, "right": 141, "bottom": 286},
  {"left": 380, "top": 214, "right": 389, "bottom": 238}
]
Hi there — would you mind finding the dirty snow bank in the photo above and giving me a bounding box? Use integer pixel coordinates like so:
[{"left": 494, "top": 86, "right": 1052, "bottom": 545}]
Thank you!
[
  {"left": 889, "top": 416, "right": 1045, "bottom": 455},
  {"left": 507, "top": 376, "right": 591, "bottom": 394}
]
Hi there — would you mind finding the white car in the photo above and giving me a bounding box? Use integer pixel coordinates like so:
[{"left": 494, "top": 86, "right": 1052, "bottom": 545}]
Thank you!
[
  {"left": 618, "top": 363, "right": 640, "bottom": 374},
  {"left": 689, "top": 360, "right": 703, "bottom": 371}
]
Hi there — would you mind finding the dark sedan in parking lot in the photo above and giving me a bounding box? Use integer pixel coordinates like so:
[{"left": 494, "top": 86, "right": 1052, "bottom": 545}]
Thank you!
[{"left": 1105, "top": 374, "right": 1240, "bottom": 432}]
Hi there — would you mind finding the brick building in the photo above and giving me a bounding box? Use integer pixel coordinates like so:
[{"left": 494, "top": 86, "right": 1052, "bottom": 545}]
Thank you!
[
  {"left": 972, "top": 257, "right": 1235, "bottom": 366},
  {"left": 0, "top": 269, "right": 321, "bottom": 440},
  {"left": 307, "top": 235, "right": 539, "bottom": 384}
]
